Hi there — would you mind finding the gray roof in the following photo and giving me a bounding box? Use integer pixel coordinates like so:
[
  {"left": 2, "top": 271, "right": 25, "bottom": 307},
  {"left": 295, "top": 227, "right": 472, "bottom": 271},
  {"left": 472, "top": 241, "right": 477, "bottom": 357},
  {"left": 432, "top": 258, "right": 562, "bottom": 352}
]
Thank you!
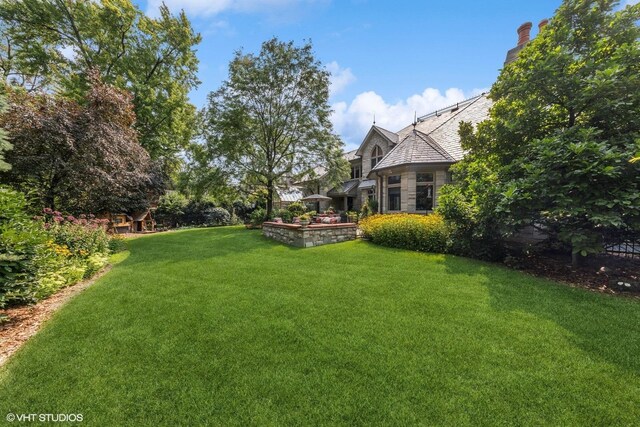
[
  {"left": 373, "top": 125, "right": 399, "bottom": 144},
  {"left": 356, "top": 125, "right": 399, "bottom": 156},
  {"left": 371, "top": 130, "right": 454, "bottom": 172},
  {"left": 276, "top": 187, "right": 303, "bottom": 202},
  {"left": 344, "top": 149, "right": 358, "bottom": 162},
  {"left": 327, "top": 179, "right": 359, "bottom": 196},
  {"left": 358, "top": 179, "right": 376, "bottom": 190},
  {"left": 369, "top": 94, "right": 491, "bottom": 174}
]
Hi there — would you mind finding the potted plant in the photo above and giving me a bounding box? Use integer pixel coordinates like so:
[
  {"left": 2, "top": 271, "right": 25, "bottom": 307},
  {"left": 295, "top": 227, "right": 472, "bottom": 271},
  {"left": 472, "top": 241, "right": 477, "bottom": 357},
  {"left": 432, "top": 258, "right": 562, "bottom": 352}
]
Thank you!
[{"left": 299, "top": 214, "right": 311, "bottom": 226}]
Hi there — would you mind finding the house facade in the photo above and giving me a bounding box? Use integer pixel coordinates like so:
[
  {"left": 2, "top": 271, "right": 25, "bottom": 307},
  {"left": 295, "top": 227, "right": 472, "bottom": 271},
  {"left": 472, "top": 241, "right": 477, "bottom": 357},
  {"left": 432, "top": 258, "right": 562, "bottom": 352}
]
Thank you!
[
  {"left": 293, "top": 20, "right": 540, "bottom": 215},
  {"left": 330, "top": 94, "right": 492, "bottom": 214}
]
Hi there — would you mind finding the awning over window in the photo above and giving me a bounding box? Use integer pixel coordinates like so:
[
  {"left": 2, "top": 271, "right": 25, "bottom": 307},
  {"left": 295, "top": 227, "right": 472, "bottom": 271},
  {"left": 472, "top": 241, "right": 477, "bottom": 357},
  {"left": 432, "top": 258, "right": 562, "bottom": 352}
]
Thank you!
[
  {"left": 327, "top": 180, "right": 359, "bottom": 197},
  {"left": 358, "top": 179, "right": 376, "bottom": 190}
]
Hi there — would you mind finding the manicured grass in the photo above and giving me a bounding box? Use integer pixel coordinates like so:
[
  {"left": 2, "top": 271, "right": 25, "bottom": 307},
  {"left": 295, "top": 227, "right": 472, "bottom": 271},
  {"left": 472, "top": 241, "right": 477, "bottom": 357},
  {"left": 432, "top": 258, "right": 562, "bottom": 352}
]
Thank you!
[{"left": 1, "top": 227, "right": 639, "bottom": 425}]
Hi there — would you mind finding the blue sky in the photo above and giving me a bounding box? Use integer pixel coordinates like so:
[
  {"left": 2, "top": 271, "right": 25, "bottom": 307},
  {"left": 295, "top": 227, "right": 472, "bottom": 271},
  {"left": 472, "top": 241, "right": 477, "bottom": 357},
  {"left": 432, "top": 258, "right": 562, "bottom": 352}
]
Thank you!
[{"left": 138, "top": 0, "right": 566, "bottom": 149}]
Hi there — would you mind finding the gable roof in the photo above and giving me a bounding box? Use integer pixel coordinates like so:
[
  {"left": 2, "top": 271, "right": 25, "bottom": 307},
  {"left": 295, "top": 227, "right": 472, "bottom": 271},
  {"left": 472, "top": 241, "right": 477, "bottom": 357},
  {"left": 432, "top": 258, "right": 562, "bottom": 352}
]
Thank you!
[
  {"left": 368, "top": 94, "right": 492, "bottom": 175},
  {"left": 355, "top": 125, "right": 399, "bottom": 156}
]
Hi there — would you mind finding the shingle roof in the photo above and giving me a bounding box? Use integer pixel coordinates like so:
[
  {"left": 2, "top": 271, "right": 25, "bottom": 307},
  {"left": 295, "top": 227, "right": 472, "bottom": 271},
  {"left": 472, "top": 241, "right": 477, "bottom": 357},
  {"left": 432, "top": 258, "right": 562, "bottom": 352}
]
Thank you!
[
  {"left": 344, "top": 149, "right": 358, "bottom": 162},
  {"left": 355, "top": 125, "right": 399, "bottom": 156},
  {"left": 358, "top": 179, "right": 376, "bottom": 190},
  {"left": 395, "top": 94, "right": 492, "bottom": 162},
  {"left": 371, "top": 130, "right": 454, "bottom": 172},
  {"left": 372, "top": 125, "right": 399, "bottom": 144},
  {"left": 327, "top": 179, "right": 359, "bottom": 196},
  {"left": 368, "top": 94, "right": 492, "bottom": 175}
]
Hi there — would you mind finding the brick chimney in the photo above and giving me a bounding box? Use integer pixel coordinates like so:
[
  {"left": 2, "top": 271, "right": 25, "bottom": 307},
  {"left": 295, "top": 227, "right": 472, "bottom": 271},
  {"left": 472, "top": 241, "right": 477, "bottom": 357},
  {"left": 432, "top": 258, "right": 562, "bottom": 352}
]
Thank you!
[
  {"left": 504, "top": 21, "right": 534, "bottom": 66},
  {"left": 517, "top": 22, "right": 533, "bottom": 46},
  {"left": 538, "top": 19, "right": 549, "bottom": 31}
]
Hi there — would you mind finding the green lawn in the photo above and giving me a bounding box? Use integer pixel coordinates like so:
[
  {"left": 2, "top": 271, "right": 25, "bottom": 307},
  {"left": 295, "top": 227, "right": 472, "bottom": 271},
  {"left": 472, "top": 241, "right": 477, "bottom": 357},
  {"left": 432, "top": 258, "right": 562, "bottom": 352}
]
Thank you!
[{"left": 1, "top": 227, "right": 639, "bottom": 425}]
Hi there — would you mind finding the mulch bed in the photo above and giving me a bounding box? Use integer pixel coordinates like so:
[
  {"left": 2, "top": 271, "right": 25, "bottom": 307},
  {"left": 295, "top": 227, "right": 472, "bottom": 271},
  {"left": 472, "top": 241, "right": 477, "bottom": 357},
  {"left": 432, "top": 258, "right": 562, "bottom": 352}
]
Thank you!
[
  {"left": 504, "top": 251, "right": 640, "bottom": 297},
  {"left": 0, "top": 266, "right": 111, "bottom": 367}
]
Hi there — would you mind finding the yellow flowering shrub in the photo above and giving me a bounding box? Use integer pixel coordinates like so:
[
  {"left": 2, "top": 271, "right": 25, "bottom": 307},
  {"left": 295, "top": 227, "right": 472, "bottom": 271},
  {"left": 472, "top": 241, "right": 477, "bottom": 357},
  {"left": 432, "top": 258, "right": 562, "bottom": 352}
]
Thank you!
[{"left": 359, "top": 213, "right": 449, "bottom": 253}]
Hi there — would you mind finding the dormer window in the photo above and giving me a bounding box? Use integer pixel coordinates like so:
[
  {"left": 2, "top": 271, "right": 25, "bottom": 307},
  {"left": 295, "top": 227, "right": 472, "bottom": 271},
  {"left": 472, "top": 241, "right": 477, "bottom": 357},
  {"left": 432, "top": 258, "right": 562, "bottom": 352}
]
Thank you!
[
  {"left": 350, "top": 165, "right": 361, "bottom": 179},
  {"left": 371, "top": 146, "right": 383, "bottom": 169}
]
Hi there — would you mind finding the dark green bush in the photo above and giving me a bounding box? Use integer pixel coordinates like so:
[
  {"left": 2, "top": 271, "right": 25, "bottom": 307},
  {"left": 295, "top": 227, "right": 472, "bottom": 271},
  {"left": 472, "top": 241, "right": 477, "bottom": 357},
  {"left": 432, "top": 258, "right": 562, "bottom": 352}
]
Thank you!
[{"left": 207, "top": 207, "right": 231, "bottom": 225}]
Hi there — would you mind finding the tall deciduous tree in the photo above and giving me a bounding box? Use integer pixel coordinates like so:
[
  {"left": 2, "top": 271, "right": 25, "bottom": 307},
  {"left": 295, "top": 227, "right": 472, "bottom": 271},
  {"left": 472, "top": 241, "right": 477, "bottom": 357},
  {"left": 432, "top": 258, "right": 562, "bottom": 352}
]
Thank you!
[
  {"left": 202, "top": 38, "right": 349, "bottom": 216},
  {"left": 440, "top": 0, "right": 640, "bottom": 265},
  {"left": 0, "top": 90, "right": 10, "bottom": 172},
  {"left": 0, "top": 0, "right": 200, "bottom": 167},
  {"left": 0, "top": 71, "right": 160, "bottom": 213}
]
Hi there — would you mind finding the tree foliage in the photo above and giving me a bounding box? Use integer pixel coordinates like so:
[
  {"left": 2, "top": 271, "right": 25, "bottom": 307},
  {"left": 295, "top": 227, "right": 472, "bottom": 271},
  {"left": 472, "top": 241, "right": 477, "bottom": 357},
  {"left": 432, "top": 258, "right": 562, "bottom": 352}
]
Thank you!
[
  {"left": 0, "top": 71, "right": 161, "bottom": 213},
  {"left": 202, "top": 38, "right": 349, "bottom": 216},
  {"left": 0, "top": 0, "right": 201, "bottom": 166},
  {"left": 0, "top": 89, "right": 10, "bottom": 172},
  {"left": 440, "top": 0, "right": 640, "bottom": 262}
]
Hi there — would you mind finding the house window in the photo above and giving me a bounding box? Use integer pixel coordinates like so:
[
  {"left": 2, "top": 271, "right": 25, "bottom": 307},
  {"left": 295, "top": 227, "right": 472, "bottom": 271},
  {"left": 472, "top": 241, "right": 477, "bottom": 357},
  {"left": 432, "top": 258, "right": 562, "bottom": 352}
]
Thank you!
[
  {"left": 446, "top": 171, "right": 454, "bottom": 183},
  {"left": 417, "top": 173, "right": 434, "bottom": 183},
  {"left": 350, "top": 165, "right": 361, "bottom": 179},
  {"left": 388, "top": 175, "right": 401, "bottom": 185},
  {"left": 416, "top": 172, "right": 434, "bottom": 211},
  {"left": 367, "top": 188, "right": 375, "bottom": 201},
  {"left": 388, "top": 187, "right": 401, "bottom": 211},
  {"left": 371, "top": 146, "right": 383, "bottom": 169}
]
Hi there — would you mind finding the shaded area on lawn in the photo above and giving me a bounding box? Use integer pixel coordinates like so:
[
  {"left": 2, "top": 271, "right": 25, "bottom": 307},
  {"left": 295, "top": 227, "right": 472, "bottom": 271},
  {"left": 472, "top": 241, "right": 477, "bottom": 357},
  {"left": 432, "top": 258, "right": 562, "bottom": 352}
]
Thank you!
[{"left": 0, "top": 226, "right": 639, "bottom": 426}]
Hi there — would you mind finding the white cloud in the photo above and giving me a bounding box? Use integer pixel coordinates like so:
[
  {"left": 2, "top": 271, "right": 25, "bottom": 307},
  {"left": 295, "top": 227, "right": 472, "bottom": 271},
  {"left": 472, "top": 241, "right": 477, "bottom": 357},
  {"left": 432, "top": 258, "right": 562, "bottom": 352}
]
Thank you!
[
  {"left": 623, "top": 0, "right": 639, "bottom": 6},
  {"left": 331, "top": 87, "right": 489, "bottom": 150},
  {"left": 326, "top": 61, "right": 355, "bottom": 97},
  {"left": 146, "top": 0, "right": 317, "bottom": 17}
]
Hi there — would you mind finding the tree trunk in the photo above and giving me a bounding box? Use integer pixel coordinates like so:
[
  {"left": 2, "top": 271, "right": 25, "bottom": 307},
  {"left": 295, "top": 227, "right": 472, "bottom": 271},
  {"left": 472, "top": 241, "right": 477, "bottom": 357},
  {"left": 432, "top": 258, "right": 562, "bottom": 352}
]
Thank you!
[
  {"left": 266, "top": 179, "right": 274, "bottom": 219},
  {"left": 571, "top": 251, "right": 584, "bottom": 269}
]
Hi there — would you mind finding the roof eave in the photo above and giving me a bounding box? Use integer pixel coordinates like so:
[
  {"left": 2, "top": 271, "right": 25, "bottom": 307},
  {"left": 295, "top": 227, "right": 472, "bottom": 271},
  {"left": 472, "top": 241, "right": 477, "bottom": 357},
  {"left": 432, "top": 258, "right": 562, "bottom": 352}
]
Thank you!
[{"left": 366, "top": 161, "right": 456, "bottom": 179}]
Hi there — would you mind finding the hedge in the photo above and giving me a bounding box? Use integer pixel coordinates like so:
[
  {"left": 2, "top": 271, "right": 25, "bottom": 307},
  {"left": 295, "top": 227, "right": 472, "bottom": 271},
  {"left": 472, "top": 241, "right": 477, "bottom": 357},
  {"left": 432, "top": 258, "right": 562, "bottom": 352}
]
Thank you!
[{"left": 359, "top": 213, "right": 449, "bottom": 253}]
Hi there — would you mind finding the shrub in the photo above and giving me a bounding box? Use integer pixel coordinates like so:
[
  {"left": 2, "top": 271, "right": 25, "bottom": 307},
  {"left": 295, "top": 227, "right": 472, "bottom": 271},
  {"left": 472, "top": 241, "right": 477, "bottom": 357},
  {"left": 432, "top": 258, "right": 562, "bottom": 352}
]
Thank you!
[
  {"left": 232, "top": 200, "right": 255, "bottom": 223},
  {"left": 275, "top": 208, "right": 293, "bottom": 223},
  {"left": 155, "top": 192, "right": 188, "bottom": 227},
  {"left": 436, "top": 185, "right": 505, "bottom": 261},
  {"left": 183, "top": 198, "right": 216, "bottom": 225},
  {"left": 250, "top": 208, "right": 268, "bottom": 226},
  {"left": 359, "top": 213, "right": 449, "bottom": 253},
  {"left": 1, "top": 187, "right": 114, "bottom": 312},
  {"left": 287, "top": 201, "right": 306, "bottom": 217},
  {"left": 206, "top": 207, "right": 231, "bottom": 226},
  {"left": 0, "top": 187, "right": 49, "bottom": 307}
]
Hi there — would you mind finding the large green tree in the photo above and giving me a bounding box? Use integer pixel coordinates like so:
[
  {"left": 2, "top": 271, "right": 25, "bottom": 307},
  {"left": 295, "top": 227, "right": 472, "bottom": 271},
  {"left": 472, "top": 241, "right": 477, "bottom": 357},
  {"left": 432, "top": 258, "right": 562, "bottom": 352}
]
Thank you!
[
  {"left": 0, "top": 0, "right": 200, "bottom": 167},
  {"left": 202, "top": 38, "right": 349, "bottom": 216},
  {"left": 0, "top": 89, "right": 10, "bottom": 172},
  {"left": 440, "top": 0, "right": 640, "bottom": 264}
]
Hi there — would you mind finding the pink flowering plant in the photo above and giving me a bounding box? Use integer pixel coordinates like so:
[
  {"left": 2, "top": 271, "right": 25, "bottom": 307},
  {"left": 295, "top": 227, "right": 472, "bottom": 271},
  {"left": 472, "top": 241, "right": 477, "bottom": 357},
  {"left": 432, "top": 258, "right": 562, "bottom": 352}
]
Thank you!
[{"left": 38, "top": 208, "right": 110, "bottom": 259}]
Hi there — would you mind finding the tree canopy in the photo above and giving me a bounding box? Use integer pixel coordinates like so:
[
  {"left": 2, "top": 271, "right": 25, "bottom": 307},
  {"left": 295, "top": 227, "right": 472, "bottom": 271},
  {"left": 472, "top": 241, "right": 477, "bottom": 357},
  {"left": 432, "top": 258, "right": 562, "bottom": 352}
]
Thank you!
[
  {"left": 0, "top": 71, "right": 161, "bottom": 213},
  {"left": 202, "top": 38, "right": 349, "bottom": 215},
  {"left": 0, "top": 90, "right": 10, "bottom": 172},
  {"left": 439, "top": 0, "right": 640, "bottom": 263},
  {"left": 0, "top": 0, "right": 201, "bottom": 167}
]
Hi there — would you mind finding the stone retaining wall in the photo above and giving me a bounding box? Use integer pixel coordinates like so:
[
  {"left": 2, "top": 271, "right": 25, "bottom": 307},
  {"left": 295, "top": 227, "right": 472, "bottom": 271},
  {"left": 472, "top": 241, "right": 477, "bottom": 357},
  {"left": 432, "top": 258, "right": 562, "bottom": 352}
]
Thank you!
[{"left": 262, "top": 222, "right": 357, "bottom": 248}]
